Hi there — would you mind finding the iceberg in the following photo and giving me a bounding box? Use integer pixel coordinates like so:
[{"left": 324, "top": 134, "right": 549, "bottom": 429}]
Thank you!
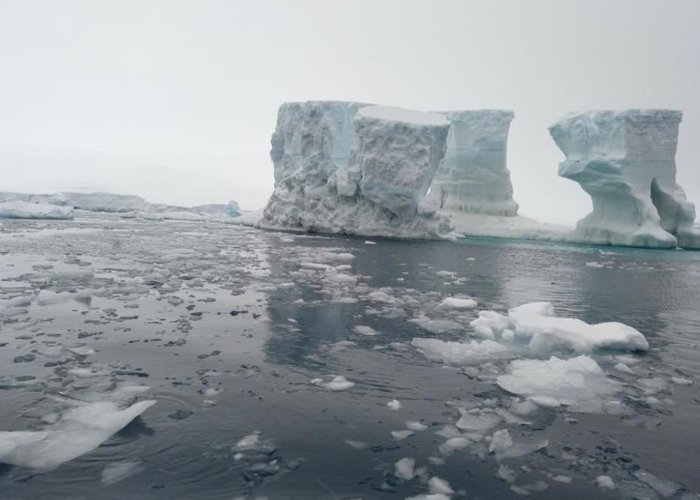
[
  {"left": 0, "top": 399, "right": 156, "bottom": 469},
  {"left": 0, "top": 200, "right": 73, "bottom": 220},
  {"left": 259, "top": 101, "right": 454, "bottom": 239},
  {"left": 429, "top": 110, "right": 518, "bottom": 217},
  {"left": 550, "top": 109, "right": 700, "bottom": 249}
]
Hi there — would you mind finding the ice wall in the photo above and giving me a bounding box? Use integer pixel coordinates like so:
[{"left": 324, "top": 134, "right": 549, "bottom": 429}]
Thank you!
[
  {"left": 260, "top": 101, "right": 453, "bottom": 239},
  {"left": 550, "top": 110, "right": 700, "bottom": 249},
  {"left": 429, "top": 110, "right": 518, "bottom": 217}
]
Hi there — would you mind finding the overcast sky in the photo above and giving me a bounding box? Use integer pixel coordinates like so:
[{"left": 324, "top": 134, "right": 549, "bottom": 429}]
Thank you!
[{"left": 1, "top": 0, "right": 698, "bottom": 224}]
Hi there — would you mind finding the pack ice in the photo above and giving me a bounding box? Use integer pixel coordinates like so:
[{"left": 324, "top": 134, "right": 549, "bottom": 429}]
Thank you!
[
  {"left": 259, "top": 101, "right": 454, "bottom": 239},
  {"left": 550, "top": 109, "right": 700, "bottom": 249}
]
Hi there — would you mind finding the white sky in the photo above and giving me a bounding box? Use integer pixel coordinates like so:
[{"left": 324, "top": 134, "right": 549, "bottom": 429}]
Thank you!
[{"left": 1, "top": 0, "right": 698, "bottom": 223}]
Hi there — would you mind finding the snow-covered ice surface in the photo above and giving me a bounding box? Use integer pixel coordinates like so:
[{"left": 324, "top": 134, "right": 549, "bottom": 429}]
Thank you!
[
  {"left": 550, "top": 110, "right": 700, "bottom": 250},
  {"left": 1, "top": 216, "right": 699, "bottom": 499}
]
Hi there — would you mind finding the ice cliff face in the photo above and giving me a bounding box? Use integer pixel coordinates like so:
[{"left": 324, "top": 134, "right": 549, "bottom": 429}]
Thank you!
[
  {"left": 429, "top": 110, "right": 519, "bottom": 217},
  {"left": 550, "top": 110, "right": 700, "bottom": 249},
  {"left": 260, "top": 101, "right": 453, "bottom": 239}
]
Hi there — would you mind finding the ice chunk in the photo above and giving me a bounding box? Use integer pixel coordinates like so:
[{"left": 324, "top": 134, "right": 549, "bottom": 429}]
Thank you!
[
  {"left": 497, "top": 355, "right": 619, "bottom": 412},
  {"left": 429, "top": 476, "right": 455, "bottom": 495},
  {"left": 0, "top": 400, "right": 156, "bottom": 469},
  {"left": 456, "top": 409, "right": 501, "bottom": 432},
  {"left": 394, "top": 457, "right": 416, "bottom": 480},
  {"left": 391, "top": 430, "right": 415, "bottom": 440},
  {"left": 0, "top": 200, "right": 73, "bottom": 220},
  {"left": 439, "top": 297, "right": 477, "bottom": 309},
  {"left": 470, "top": 302, "right": 648, "bottom": 353},
  {"left": 508, "top": 302, "right": 649, "bottom": 353},
  {"left": 101, "top": 461, "right": 142, "bottom": 485},
  {"left": 259, "top": 101, "right": 453, "bottom": 239},
  {"left": 488, "top": 429, "right": 513, "bottom": 454},
  {"left": 387, "top": 399, "right": 403, "bottom": 410},
  {"left": 596, "top": 475, "right": 616, "bottom": 490},
  {"left": 412, "top": 338, "right": 511, "bottom": 366},
  {"left": 311, "top": 375, "right": 355, "bottom": 391},
  {"left": 550, "top": 109, "right": 700, "bottom": 249},
  {"left": 406, "top": 421, "right": 429, "bottom": 431},
  {"left": 354, "top": 325, "right": 379, "bottom": 336}
]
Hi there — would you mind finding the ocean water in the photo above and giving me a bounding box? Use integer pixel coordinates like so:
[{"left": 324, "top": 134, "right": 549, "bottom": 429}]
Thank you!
[{"left": 0, "top": 217, "right": 698, "bottom": 499}]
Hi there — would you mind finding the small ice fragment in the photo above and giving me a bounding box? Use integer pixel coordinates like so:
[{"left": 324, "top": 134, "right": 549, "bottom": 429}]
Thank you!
[
  {"left": 325, "top": 376, "right": 354, "bottom": 391},
  {"left": 235, "top": 432, "right": 260, "bottom": 449},
  {"left": 387, "top": 399, "right": 402, "bottom": 410},
  {"left": 101, "top": 461, "right": 142, "bottom": 486},
  {"left": 510, "top": 485, "right": 530, "bottom": 496},
  {"left": 394, "top": 457, "right": 415, "bottom": 480},
  {"left": 596, "top": 475, "right": 616, "bottom": 489},
  {"left": 440, "top": 437, "right": 470, "bottom": 453},
  {"left": 439, "top": 297, "right": 477, "bottom": 309},
  {"left": 354, "top": 325, "right": 379, "bottom": 336},
  {"left": 345, "top": 440, "right": 369, "bottom": 450},
  {"left": 488, "top": 429, "right": 513, "bottom": 454},
  {"left": 528, "top": 395, "right": 561, "bottom": 408},
  {"left": 406, "top": 421, "right": 428, "bottom": 431},
  {"left": 429, "top": 476, "right": 455, "bottom": 495},
  {"left": 456, "top": 409, "right": 501, "bottom": 432},
  {"left": 391, "top": 430, "right": 414, "bottom": 440},
  {"left": 614, "top": 363, "right": 635, "bottom": 374},
  {"left": 552, "top": 475, "right": 572, "bottom": 484},
  {"left": 498, "top": 464, "right": 517, "bottom": 482},
  {"left": 670, "top": 376, "right": 692, "bottom": 386},
  {"left": 312, "top": 375, "right": 354, "bottom": 391}
]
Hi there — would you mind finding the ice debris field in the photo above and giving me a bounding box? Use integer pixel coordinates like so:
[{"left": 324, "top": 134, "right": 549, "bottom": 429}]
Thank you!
[{"left": 0, "top": 215, "right": 699, "bottom": 499}]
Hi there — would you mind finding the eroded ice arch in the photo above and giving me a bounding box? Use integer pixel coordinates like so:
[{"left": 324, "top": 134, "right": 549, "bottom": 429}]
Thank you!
[{"left": 550, "top": 109, "right": 700, "bottom": 249}]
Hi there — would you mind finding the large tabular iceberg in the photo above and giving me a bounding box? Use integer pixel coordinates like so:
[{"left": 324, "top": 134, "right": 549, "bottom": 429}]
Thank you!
[
  {"left": 550, "top": 110, "right": 700, "bottom": 249},
  {"left": 429, "top": 110, "right": 518, "bottom": 217},
  {"left": 260, "top": 101, "right": 453, "bottom": 239}
]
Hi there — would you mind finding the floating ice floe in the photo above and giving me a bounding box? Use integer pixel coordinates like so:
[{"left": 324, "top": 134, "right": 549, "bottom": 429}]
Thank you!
[
  {"left": 394, "top": 457, "right": 416, "bottom": 480},
  {"left": 470, "top": 302, "right": 649, "bottom": 354},
  {"left": 0, "top": 399, "right": 156, "bottom": 469},
  {"left": 411, "top": 338, "right": 511, "bottom": 366},
  {"left": 497, "top": 355, "right": 620, "bottom": 412}
]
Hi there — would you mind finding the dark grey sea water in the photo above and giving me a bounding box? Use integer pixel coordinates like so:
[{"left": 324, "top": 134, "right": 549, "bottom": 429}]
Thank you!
[{"left": 0, "top": 217, "right": 698, "bottom": 500}]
